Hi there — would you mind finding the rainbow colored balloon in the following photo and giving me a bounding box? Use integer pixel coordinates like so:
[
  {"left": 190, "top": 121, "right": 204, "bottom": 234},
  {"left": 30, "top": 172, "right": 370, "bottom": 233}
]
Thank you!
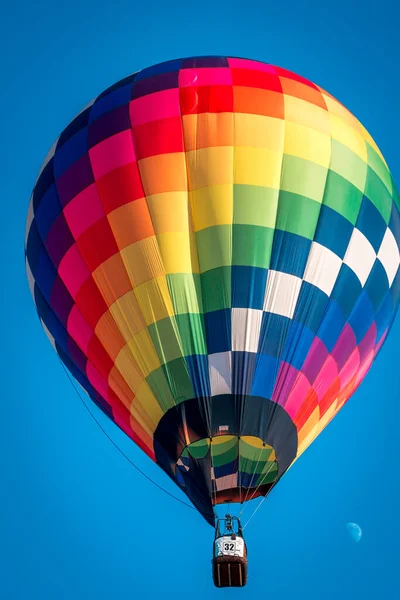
[{"left": 25, "top": 56, "right": 400, "bottom": 526}]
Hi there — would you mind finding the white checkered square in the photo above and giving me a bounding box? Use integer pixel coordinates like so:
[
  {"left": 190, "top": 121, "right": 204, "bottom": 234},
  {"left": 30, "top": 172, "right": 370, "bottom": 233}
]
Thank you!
[
  {"left": 263, "top": 270, "right": 302, "bottom": 318},
  {"left": 303, "top": 242, "right": 343, "bottom": 297},
  {"left": 232, "top": 308, "right": 263, "bottom": 352},
  {"left": 343, "top": 228, "right": 376, "bottom": 286},
  {"left": 377, "top": 227, "right": 400, "bottom": 286},
  {"left": 209, "top": 352, "right": 232, "bottom": 395}
]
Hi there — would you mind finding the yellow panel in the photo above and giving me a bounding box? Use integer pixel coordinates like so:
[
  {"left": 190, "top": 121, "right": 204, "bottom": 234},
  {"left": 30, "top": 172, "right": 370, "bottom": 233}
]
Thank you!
[
  {"left": 109, "top": 289, "right": 146, "bottom": 339},
  {"left": 296, "top": 405, "right": 320, "bottom": 454},
  {"left": 121, "top": 237, "right": 164, "bottom": 287},
  {"left": 157, "top": 231, "right": 200, "bottom": 273},
  {"left": 146, "top": 191, "right": 191, "bottom": 234},
  {"left": 134, "top": 380, "right": 170, "bottom": 421},
  {"left": 138, "top": 152, "right": 188, "bottom": 195},
  {"left": 284, "top": 94, "right": 331, "bottom": 136},
  {"left": 190, "top": 184, "right": 233, "bottom": 231},
  {"left": 182, "top": 112, "right": 234, "bottom": 151},
  {"left": 234, "top": 147, "right": 282, "bottom": 188},
  {"left": 233, "top": 113, "right": 285, "bottom": 150},
  {"left": 330, "top": 114, "right": 368, "bottom": 162},
  {"left": 127, "top": 329, "right": 161, "bottom": 376},
  {"left": 115, "top": 344, "right": 145, "bottom": 391},
  {"left": 134, "top": 276, "right": 175, "bottom": 325},
  {"left": 240, "top": 435, "right": 266, "bottom": 449},
  {"left": 186, "top": 146, "right": 234, "bottom": 189},
  {"left": 296, "top": 400, "right": 338, "bottom": 460},
  {"left": 284, "top": 122, "right": 331, "bottom": 168}
]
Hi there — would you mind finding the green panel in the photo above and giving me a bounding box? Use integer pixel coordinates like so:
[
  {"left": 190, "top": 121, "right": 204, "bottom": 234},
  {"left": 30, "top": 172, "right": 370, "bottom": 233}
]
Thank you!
[
  {"left": 175, "top": 313, "right": 207, "bottom": 355},
  {"left": 162, "top": 358, "right": 195, "bottom": 402},
  {"left": 392, "top": 177, "right": 400, "bottom": 211},
  {"left": 322, "top": 170, "right": 363, "bottom": 225},
  {"left": 254, "top": 464, "right": 278, "bottom": 486},
  {"left": 366, "top": 141, "right": 392, "bottom": 194},
  {"left": 280, "top": 154, "right": 328, "bottom": 203},
  {"left": 166, "top": 273, "right": 203, "bottom": 314},
  {"left": 148, "top": 318, "right": 183, "bottom": 364},
  {"left": 275, "top": 191, "right": 321, "bottom": 240},
  {"left": 201, "top": 266, "right": 231, "bottom": 312},
  {"left": 187, "top": 439, "right": 210, "bottom": 459},
  {"left": 365, "top": 166, "right": 392, "bottom": 224},
  {"left": 146, "top": 367, "right": 176, "bottom": 412},
  {"left": 233, "top": 184, "right": 279, "bottom": 227},
  {"left": 196, "top": 225, "right": 232, "bottom": 271},
  {"left": 330, "top": 139, "right": 367, "bottom": 192},
  {"left": 232, "top": 224, "right": 274, "bottom": 268},
  {"left": 212, "top": 443, "right": 238, "bottom": 467}
]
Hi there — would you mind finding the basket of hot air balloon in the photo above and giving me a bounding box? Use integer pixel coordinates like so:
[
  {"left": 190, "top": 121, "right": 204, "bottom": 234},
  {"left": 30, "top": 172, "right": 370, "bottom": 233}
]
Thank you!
[{"left": 25, "top": 56, "right": 400, "bottom": 587}]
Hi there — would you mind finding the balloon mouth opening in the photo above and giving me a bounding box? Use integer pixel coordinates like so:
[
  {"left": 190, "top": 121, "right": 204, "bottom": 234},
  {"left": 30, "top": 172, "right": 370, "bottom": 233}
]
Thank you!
[{"left": 176, "top": 434, "right": 279, "bottom": 505}]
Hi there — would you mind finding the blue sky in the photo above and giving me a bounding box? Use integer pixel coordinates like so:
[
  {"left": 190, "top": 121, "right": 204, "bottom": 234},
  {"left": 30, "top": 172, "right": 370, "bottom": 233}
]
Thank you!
[{"left": 1, "top": 0, "right": 400, "bottom": 598}]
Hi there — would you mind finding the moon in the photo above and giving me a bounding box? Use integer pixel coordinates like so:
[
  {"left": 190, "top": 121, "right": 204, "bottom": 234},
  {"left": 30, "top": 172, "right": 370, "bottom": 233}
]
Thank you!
[{"left": 346, "top": 522, "right": 362, "bottom": 543}]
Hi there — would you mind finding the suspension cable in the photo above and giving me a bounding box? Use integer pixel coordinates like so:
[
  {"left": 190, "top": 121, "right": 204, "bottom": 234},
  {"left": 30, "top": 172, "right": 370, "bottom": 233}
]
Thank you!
[{"left": 58, "top": 358, "right": 195, "bottom": 511}]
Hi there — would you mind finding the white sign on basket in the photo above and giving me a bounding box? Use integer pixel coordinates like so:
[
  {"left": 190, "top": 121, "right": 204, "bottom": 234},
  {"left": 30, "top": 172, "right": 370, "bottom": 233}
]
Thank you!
[
  {"left": 219, "top": 425, "right": 229, "bottom": 432},
  {"left": 215, "top": 536, "right": 244, "bottom": 558}
]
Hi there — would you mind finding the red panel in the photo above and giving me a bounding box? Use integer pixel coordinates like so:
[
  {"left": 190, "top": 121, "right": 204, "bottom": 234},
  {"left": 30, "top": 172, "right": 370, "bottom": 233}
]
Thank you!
[
  {"left": 294, "top": 389, "right": 318, "bottom": 431},
  {"left": 231, "top": 68, "right": 282, "bottom": 92},
  {"left": 180, "top": 85, "right": 234, "bottom": 115},
  {"left": 96, "top": 162, "right": 145, "bottom": 213},
  {"left": 133, "top": 116, "right": 184, "bottom": 159},
  {"left": 318, "top": 376, "right": 342, "bottom": 417},
  {"left": 274, "top": 66, "right": 319, "bottom": 89},
  {"left": 76, "top": 217, "right": 119, "bottom": 271},
  {"left": 87, "top": 335, "right": 114, "bottom": 382},
  {"left": 75, "top": 276, "right": 108, "bottom": 329}
]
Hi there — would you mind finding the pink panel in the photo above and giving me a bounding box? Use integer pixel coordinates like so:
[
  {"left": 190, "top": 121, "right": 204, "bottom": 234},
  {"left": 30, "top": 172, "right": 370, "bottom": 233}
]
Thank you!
[
  {"left": 89, "top": 130, "right": 136, "bottom": 179},
  {"left": 179, "top": 67, "right": 233, "bottom": 87},
  {"left": 375, "top": 329, "right": 388, "bottom": 353},
  {"left": 63, "top": 183, "right": 105, "bottom": 239},
  {"left": 313, "top": 356, "right": 339, "bottom": 401},
  {"left": 58, "top": 243, "right": 91, "bottom": 298},
  {"left": 354, "top": 350, "right": 374, "bottom": 387},
  {"left": 272, "top": 362, "right": 298, "bottom": 405},
  {"left": 285, "top": 372, "right": 312, "bottom": 419},
  {"left": 129, "top": 88, "right": 181, "bottom": 126},
  {"left": 87, "top": 361, "right": 110, "bottom": 400},
  {"left": 339, "top": 348, "right": 360, "bottom": 390},
  {"left": 67, "top": 304, "right": 93, "bottom": 353},
  {"left": 227, "top": 58, "right": 277, "bottom": 73}
]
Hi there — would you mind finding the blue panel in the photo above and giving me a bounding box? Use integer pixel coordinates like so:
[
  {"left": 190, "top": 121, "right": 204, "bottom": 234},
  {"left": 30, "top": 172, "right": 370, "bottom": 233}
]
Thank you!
[
  {"left": 283, "top": 322, "right": 315, "bottom": 371},
  {"left": 34, "top": 285, "right": 49, "bottom": 322},
  {"left": 375, "top": 292, "right": 393, "bottom": 340},
  {"left": 348, "top": 292, "right": 375, "bottom": 343},
  {"left": 364, "top": 261, "right": 390, "bottom": 313},
  {"left": 67, "top": 335, "right": 88, "bottom": 375},
  {"left": 270, "top": 230, "right": 311, "bottom": 278},
  {"left": 232, "top": 351, "right": 257, "bottom": 395},
  {"left": 356, "top": 196, "right": 387, "bottom": 252},
  {"left": 26, "top": 220, "right": 43, "bottom": 274},
  {"left": 390, "top": 268, "right": 400, "bottom": 306},
  {"left": 34, "top": 183, "right": 62, "bottom": 240},
  {"left": 54, "top": 128, "right": 88, "bottom": 178},
  {"left": 293, "top": 282, "right": 329, "bottom": 333},
  {"left": 251, "top": 354, "right": 280, "bottom": 399},
  {"left": 258, "top": 313, "right": 291, "bottom": 357},
  {"left": 97, "top": 73, "right": 138, "bottom": 99},
  {"left": 57, "top": 107, "right": 91, "bottom": 149},
  {"left": 317, "top": 300, "right": 346, "bottom": 352},
  {"left": 331, "top": 264, "right": 362, "bottom": 318},
  {"left": 44, "top": 308, "right": 67, "bottom": 350},
  {"left": 34, "top": 249, "right": 57, "bottom": 301},
  {"left": 90, "top": 84, "right": 132, "bottom": 122},
  {"left": 131, "top": 71, "right": 179, "bottom": 99},
  {"left": 32, "top": 159, "right": 55, "bottom": 211},
  {"left": 204, "top": 309, "right": 231, "bottom": 354},
  {"left": 231, "top": 266, "right": 268, "bottom": 309},
  {"left": 182, "top": 56, "right": 229, "bottom": 68},
  {"left": 214, "top": 460, "right": 237, "bottom": 479},
  {"left": 389, "top": 203, "right": 400, "bottom": 251},
  {"left": 88, "top": 104, "right": 131, "bottom": 148},
  {"left": 314, "top": 204, "right": 353, "bottom": 258},
  {"left": 186, "top": 354, "right": 210, "bottom": 398},
  {"left": 135, "top": 59, "right": 183, "bottom": 81}
]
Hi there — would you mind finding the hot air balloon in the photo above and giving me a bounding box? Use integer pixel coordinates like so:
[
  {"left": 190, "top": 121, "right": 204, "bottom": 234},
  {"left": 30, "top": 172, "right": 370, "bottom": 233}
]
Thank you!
[{"left": 25, "top": 56, "right": 400, "bottom": 587}]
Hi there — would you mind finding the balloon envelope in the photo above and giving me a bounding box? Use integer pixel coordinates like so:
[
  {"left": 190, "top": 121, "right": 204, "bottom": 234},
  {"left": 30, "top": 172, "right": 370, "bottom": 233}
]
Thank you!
[{"left": 25, "top": 56, "right": 400, "bottom": 526}]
